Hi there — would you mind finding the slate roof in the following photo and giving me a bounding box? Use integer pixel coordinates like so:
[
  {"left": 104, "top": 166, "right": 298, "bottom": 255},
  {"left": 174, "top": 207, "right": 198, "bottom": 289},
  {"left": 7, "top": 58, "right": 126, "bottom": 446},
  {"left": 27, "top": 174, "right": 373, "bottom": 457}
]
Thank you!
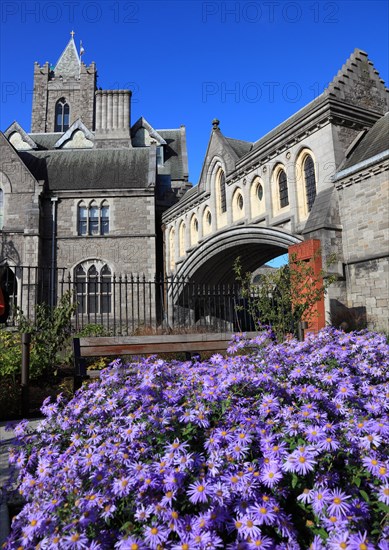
[
  {"left": 225, "top": 137, "right": 253, "bottom": 158},
  {"left": 158, "top": 129, "right": 186, "bottom": 181},
  {"left": 29, "top": 133, "right": 63, "bottom": 150},
  {"left": 341, "top": 114, "right": 389, "bottom": 169},
  {"left": 18, "top": 148, "right": 151, "bottom": 190}
]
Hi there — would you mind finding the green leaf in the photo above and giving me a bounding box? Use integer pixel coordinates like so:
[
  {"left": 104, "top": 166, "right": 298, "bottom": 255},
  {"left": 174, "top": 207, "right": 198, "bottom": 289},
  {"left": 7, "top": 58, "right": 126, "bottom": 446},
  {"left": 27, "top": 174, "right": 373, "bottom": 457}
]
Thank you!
[
  {"left": 359, "top": 489, "right": 370, "bottom": 503},
  {"left": 291, "top": 474, "right": 299, "bottom": 489}
]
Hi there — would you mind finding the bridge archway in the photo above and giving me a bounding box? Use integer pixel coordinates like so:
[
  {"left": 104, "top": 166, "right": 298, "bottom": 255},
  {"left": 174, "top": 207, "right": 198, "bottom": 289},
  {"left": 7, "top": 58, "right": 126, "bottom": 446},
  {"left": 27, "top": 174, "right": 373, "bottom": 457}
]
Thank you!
[{"left": 175, "top": 225, "right": 303, "bottom": 284}]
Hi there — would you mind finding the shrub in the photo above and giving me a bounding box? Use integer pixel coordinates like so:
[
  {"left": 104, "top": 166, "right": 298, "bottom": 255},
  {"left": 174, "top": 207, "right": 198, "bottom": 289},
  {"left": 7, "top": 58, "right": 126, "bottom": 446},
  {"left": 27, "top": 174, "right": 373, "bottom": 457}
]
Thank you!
[
  {"left": 5, "top": 328, "right": 389, "bottom": 549},
  {"left": 0, "top": 329, "right": 22, "bottom": 378},
  {"left": 234, "top": 255, "right": 336, "bottom": 341},
  {"left": 16, "top": 291, "right": 76, "bottom": 379}
]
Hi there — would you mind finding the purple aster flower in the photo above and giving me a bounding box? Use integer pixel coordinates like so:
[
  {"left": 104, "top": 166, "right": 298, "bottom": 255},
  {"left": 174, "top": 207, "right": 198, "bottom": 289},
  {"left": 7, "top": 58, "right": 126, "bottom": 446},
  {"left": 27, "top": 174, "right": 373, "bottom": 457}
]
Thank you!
[
  {"left": 377, "top": 483, "right": 389, "bottom": 505},
  {"left": 362, "top": 455, "right": 381, "bottom": 475},
  {"left": 297, "top": 488, "right": 312, "bottom": 504},
  {"left": 283, "top": 447, "right": 317, "bottom": 475},
  {"left": 64, "top": 532, "right": 89, "bottom": 549},
  {"left": 249, "top": 501, "right": 276, "bottom": 525},
  {"left": 319, "top": 435, "right": 340, "bottom": 452},
  {"left": 112, "top": 476, "right": 133, "bottom": 497},
  {"left": 115, "top": 535, "right": 148, "bottom": 549},
  {"left": 187, "top": 480, "right": 212, "bottom": 504},
  {"left": 348, "top": 531, "right": 376, "bottom": 550},
  {"left": 247, "top": 535, "right": 273, "bottom": 549},
  {"left": 311, "top": 488, "right": 332, "bottom": 515},
  {"left": 260, "top": 464, "right": 283, "bottom": 488},
  {"left": 143, "top": 524, "right": 170, "bottom": 549},
  {"left": 238, "top": 513, "right": 262, "bottom": 539},
  {"left": 327, "top": 531, "right": 350, "bottom": 549}
]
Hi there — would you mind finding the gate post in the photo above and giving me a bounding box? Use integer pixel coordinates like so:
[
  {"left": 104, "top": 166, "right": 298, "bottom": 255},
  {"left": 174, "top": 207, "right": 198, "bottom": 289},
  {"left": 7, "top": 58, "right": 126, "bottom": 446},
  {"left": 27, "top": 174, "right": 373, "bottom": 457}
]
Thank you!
[{"left": 288, "top": 239, "right": 326, "bottom": 336}]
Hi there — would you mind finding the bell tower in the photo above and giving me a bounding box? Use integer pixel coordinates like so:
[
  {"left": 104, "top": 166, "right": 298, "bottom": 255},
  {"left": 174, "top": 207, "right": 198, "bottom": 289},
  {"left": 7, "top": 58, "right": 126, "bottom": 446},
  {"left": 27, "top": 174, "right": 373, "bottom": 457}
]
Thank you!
[{"left": 31, "top": 32, "right": 97, "bottom": 133}]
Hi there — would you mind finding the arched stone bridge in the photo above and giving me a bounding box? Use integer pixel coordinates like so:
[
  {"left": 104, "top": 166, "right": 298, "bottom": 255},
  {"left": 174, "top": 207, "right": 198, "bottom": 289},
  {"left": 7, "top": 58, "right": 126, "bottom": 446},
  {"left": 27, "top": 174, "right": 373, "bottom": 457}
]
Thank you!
[{"left": 162, "top": 114, "right": 344, "bottom": 285}]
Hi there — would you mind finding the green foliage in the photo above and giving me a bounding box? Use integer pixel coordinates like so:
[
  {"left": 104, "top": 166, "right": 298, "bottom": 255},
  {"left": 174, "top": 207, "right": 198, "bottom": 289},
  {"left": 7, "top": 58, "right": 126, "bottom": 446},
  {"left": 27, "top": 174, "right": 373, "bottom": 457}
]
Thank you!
[
  {"left": 0, "top": 330, "right": 22, "bottom": 378},
  {"left": 234, "top": 254, "right": 336, "bottom": 341},
  {"left": 16, "top": 291, "right": 77, "bottom": 379},
  {"left": 76, "top": 323, "right": 112, "bottom": 338}
]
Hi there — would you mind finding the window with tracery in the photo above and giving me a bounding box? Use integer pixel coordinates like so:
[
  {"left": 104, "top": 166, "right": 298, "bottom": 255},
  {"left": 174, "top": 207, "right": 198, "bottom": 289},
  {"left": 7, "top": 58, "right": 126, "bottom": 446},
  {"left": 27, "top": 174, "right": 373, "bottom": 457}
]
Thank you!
[
  {"left": 278, "top": 169, "right": 289, "bottom": 208},
  {"left": 55, "top": 98, "right": 70, "bottom": 132},
  {"left": 303, "top": 155, "right": 317, "bottom": 212},
  {"left": 78, "top": 201, "right": 110, "bottom": 236},
  {"left": 75, "top": 262, "right": 112, "bottom": 314}
]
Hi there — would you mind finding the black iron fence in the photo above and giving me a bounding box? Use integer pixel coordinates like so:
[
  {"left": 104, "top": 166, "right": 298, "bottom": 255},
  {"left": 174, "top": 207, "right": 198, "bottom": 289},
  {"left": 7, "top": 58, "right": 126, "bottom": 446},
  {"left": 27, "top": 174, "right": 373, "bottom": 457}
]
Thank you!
[{"left": 0, "top": 266, "right": 257, "bottom": 335}]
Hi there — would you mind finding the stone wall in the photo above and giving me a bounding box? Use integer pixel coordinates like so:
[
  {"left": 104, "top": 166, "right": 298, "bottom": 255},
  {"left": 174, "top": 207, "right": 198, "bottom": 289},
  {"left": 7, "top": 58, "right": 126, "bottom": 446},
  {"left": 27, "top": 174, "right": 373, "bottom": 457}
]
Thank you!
[
  {"left": 336, "top": 163, "right": 389, "bottom": 331},
  {"left": 31, "top": 63, "right": 96, "bottom": 133},
  {"left": 39, "top": 192, "right": 157, "bottom": 278}
]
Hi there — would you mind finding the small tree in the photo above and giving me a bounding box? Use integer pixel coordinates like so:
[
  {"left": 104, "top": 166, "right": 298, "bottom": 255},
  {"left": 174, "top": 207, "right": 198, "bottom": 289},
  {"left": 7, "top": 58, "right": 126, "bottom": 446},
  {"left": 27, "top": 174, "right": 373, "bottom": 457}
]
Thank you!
[{"left": 234, "top": 253, "right": 335, "bottom": 341}]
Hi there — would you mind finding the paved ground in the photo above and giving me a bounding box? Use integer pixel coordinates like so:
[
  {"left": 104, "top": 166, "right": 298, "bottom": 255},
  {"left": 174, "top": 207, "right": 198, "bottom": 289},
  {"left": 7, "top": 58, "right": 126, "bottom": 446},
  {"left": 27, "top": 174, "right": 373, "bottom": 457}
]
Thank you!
[{"left": 0, "top": 418, "right": 41, "bottom": 547}]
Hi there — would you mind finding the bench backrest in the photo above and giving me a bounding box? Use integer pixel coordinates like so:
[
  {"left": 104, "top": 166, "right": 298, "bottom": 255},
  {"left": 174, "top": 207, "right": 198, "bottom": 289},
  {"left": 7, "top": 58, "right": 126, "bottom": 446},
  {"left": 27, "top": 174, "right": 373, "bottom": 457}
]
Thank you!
[{"left": 73, "top": 332, "right": 257, "bottom": 358}]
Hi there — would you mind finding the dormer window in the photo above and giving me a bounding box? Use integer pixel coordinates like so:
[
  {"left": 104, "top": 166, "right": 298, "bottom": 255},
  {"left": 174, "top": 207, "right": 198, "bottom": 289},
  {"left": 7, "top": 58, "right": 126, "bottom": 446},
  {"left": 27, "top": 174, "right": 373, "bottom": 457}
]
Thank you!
[{"left": 55, "top": 97, "right": 70, "bottom": 132}]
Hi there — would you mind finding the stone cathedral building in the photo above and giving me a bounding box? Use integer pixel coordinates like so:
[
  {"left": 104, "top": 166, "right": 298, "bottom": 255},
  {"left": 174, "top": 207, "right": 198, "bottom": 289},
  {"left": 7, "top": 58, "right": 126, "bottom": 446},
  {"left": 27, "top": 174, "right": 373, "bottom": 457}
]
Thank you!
[
  {"left": 0, "top": 37, "right": 388, "bottom": 330},
  {"left": 0, "top": 34, "right": 190, "bottom": 318}
]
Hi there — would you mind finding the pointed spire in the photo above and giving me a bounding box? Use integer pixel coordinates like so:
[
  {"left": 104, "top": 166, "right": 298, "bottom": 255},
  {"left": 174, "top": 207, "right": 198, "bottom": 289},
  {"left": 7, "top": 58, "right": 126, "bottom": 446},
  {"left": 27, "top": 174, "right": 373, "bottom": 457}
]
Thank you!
[{"left": 54, "top": 31, "right": 80, "bottom": 79}]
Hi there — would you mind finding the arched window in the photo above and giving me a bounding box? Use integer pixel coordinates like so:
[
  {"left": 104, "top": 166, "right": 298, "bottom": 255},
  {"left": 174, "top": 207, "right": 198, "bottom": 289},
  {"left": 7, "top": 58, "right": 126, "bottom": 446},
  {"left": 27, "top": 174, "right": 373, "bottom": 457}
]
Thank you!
[
  {"left": 179, "top": 222, "right": 186, "bottom": 257},
  {"left": 203, "top": 208, "right": 212, "bottom": 236},
  {"left": 169, "top": 228, "right": 175, "bottom": 272},
  {"left": 78, "top": 202, "right": 87, "bottom": 235},
  {"left": 219, "top": 170, "right": 227, "bottom": 213},
  {"left": 190, "top": 216, "right": 199, "bottom": 246},
  {"left": 232, "top": 188, "right": 245, "bottom": 221},
  {"left": 303, "top": 155, "right": 317, "bottom": 212},
  {"left": 0, "top": 189, "right": 3, "bottom": 229},
  {"left": 250, "top": 176, "right": 265, "bottom": 219},
  {"left": 55, "top": 98, "right": 70, "bottom": 132},
  {"left": 75, "top": 262, "right": 112, "bottom": 315},
  {"left": 278, "top": 169, "right": 289, "bottom": 208},
  {"left": 77, "top": 201, "right": 110, "bottom": 236},
  {"left": 101, "top": 202, "right": 110, "bottom": 235}
]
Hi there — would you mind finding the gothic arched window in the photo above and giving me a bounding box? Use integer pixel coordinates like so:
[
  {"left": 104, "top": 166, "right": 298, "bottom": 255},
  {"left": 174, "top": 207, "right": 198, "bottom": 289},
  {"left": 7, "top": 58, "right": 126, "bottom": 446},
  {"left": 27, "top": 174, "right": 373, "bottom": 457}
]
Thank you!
[
  {"left": 278, "top": 169, "right": 289, "bottom": 208},
  {"left": 219, "top": 170, "right": 227, "bottom": 213},
  {"left": 55, "top": 98, "right": 70, "bottom": 132},
  {"left": 179, "top": 222, "right": 186, "bottom": 257},
  {"left": 303, "top": 155, "right": 317, "bottom": 212},
  {"left": 75, "top": 262, "right": 112, "bottom": 315}
]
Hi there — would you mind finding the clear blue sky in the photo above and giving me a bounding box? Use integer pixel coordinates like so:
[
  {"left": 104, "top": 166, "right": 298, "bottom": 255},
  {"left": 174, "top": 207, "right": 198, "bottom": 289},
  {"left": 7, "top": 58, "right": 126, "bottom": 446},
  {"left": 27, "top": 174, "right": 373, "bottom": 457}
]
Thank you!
[{"left": 0, "top": 0, "right": 388, "bottom": 264}]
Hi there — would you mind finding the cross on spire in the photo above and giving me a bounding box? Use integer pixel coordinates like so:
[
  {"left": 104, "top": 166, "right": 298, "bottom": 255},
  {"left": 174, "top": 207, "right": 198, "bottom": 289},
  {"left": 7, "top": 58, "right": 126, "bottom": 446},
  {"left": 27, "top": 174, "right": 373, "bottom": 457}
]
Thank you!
[{"left": 70, "top": 30, "right": 75, "bottom": 38}]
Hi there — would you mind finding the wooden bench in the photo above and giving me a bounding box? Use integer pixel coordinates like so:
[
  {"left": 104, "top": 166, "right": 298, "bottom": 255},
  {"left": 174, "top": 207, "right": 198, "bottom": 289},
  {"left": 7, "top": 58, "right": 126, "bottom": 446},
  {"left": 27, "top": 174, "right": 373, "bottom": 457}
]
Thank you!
[{"left": 72, "top": 332, "right": 257, "bottom": 389}]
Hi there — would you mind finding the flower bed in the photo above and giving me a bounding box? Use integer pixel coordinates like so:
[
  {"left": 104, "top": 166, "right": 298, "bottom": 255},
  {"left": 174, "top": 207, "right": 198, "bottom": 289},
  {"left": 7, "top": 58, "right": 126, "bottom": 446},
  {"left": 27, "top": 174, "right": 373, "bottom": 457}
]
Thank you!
[{"left": 4, "top": 328, "right": 389, "bottom": 549}]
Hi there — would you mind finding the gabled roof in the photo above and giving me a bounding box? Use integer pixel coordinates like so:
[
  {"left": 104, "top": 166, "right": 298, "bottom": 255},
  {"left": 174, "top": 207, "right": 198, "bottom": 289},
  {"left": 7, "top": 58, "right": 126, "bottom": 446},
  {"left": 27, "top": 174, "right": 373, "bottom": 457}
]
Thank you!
[
  {"left": 54, "top": 119, "right": 94, "bottom": 148},
  {"left": 4, "top": 121, "right": 37, "bottom": 150},
  {"left": 341, "top": 113, "right": 389, "bottom": 169},
  {"left": 18, "top": 148, "right": 153, "bottom": 191},
  {"left": 247, "top": 49, "right": 388, "bottom": 159},
  {"left": 225, "top": 137, "right": 252, "bottom": 159},
  {"left": 54, "top": 35, "right": 80, "bottom": 79},
  {"left": 131, "top": 117, "right": 167, "bottom": 145}
]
